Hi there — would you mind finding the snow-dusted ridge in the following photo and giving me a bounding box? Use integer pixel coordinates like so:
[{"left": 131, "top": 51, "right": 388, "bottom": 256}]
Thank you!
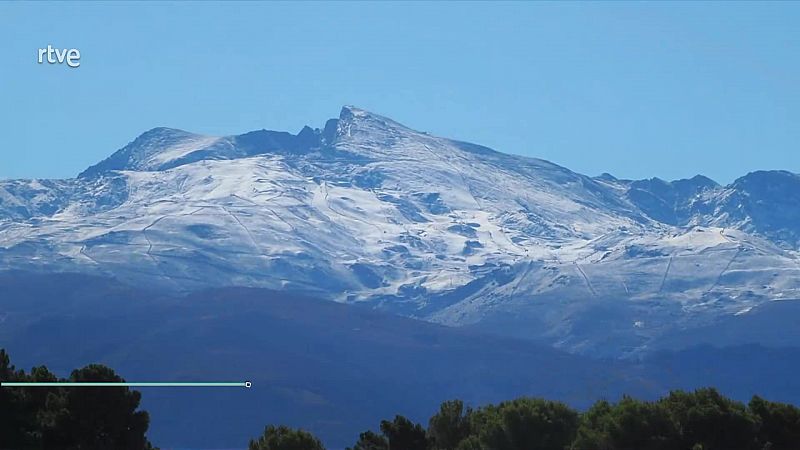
[{"left": 2, "top": 106, "right": 799, "bottom": 356}]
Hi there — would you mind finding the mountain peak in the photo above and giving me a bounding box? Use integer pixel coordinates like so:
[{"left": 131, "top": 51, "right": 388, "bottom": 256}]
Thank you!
[
  {"left": 140, "top": 126, "right": 192, "bottom": 137},
  {"left": 78, "top": 128, "right": 224, "bottom": 178},
  {"left": 683, "top": 174, "right": 719, "bottom": 187},
  {"left": 337, "top": 105, "right": 412, "bottom": 134},
  {"left": 339, "top": 105, "right": 368, "bottom": 117}
]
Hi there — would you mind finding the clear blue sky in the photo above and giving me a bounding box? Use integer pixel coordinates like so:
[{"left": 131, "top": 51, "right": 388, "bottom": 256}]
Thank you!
[{"left": 1, "top": 2, "right": 799, "bottom": 184}]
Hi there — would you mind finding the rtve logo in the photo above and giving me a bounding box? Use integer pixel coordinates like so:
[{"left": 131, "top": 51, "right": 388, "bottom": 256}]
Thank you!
[{"left": 38, "top": 45, "right": 81, "bottom": 68}]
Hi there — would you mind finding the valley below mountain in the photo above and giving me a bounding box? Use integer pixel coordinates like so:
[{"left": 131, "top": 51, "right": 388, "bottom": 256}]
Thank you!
[{"left": 3, "top": 272, "right": 799, "bottom": 448}]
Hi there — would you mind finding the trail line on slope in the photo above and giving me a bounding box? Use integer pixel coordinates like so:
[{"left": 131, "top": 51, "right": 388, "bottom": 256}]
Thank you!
[
  {"left": 435, "top": 150, "right": 528, "bottom": 256},
  {"left": 621, "top": 279, "right": 630, "bottom": 295},
  {"left": 321, "top": 181, "right": 384, "bottom": 235},
  {"left": 420, "top": 144, "right": 483, "bottom": 210},
  {"left": 233, "top": 192, "right": 297, "bottom": 233},
  {"left": 421, "top": 144, "right": 527, "bottom": 255},
  {"left": 265, "top": 206, "right": 297, "bottom": 232},
  {"left": 510, "top": 260, "right": 536, "bottom": 301},
  {"left": 246, "top": 187, "right": 347, "bottom": 252},
  {"left": 186, "top": 207, "right": 207, "bottom": 216},
  {"left": 229, "top": 193, "right": 318, "bottom": 255},
  {"left": 658, "top": 255, "right": 674, "bottom": 293},
  {"left": 231, "top": 193, "right": 259, "bottom": 205},
  {"left": 369, "top": 187, "right": 411, "bottom": 235},
  {"left": 707, "top": 248, "right": 742, "bottom": 294},
  {"left": 574, "top": 262, "right": 597, "bottom": 297},
  {"left": 219, "top": 205, "right": 262, "bottom": 254},
  {"left": 78, "top": 244, "right": 100, "bottom": 265},
  {"left": 140, "top": 215, "right": 182, "bottom": 289},
  {"left": 142, "top": 216, "right": 168, "bottom": 262}
]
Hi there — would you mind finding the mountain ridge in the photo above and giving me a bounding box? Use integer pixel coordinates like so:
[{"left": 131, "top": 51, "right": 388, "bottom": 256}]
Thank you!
[{"left": 1, "top": 105, "right": 799, "bottom": 356}]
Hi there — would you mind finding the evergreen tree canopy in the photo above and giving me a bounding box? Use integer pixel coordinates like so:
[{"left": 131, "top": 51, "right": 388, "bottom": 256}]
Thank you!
[
  {"left": 248, "top": 425, "right": 325, "bottom": 450},
  {"left": 346, "top": 430, "right": 389, "bottom": 450},
  {"left": 342, "top": 391, "right": 800, "bottom": 450},
  {"left": 428, "top": 400, "right": 472, "bottom": 450},
  {"left": 380, "top": 415, "right": 429, "bottom": 450},
  {"left": 660, "top": 388, "right": 758, "bottom": 450},
  {"left": 0, "top": 348, "right": 155, "bottom": 450},
  {"left": 468, "top": 398, "right": 579, "bottom": 450},
  {"left": 749, "top": 395, "right": 800, "bottom": 449}
]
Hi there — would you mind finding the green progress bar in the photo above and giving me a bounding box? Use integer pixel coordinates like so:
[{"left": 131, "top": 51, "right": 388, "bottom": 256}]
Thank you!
[{"left": 1, "top": 382, "right": 251, "bottom": 388}]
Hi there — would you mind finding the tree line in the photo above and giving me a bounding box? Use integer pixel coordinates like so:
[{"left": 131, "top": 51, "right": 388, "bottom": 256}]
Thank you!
[
  {"left": 3, "top": 348, "right": 800, "bottom": 450},
  {"left": 251, "top": 391, "right": 800, "bottom": 450}
]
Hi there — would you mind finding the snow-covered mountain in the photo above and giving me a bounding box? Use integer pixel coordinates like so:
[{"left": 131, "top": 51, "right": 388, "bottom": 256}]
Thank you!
[{"left": 2, "top": 106, "right": 799, "bottom": 356}]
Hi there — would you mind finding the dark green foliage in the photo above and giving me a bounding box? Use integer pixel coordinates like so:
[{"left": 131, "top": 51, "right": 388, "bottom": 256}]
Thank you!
[
  {"left": 571, "top": 397, "right": 677, "bottom": 450},
  {"left": 453, "top": 435, "right": 482, "bottom": 450},
  {"left": 248, "top": 425, "right": 325, "bottom": 450},
  {"left": 428, "top": 400, "right": 472, "bottom": 450},
  {"left": 468, "top": 398, "right": 579, "bottom": 450},
  {"left": 660, "top": 388, "right": 758, "bottom": 450},
  {"left": 380, "top": 415, "right": 429, "bottom": 450},
  {"left": 573, "top": 388, "right": 800, "bottom": 450},
  {"left": 346, "top": 415, "right": 429, "bottom": 450},
  {"left": 0, "top": 349, "right": 40, "bottom": 449},
  {"left": 0, "top": 348, "right": 155, "bottom": 450},
  {"left": 42, "top": 365, "right": 152, "bottom": 450},
  {"left": 748, "top": 396, "right": 800, "bottom": 450},
  {"left": 340, "top": 391, "right": 800, "bottom": 450},
  {"left": 346, "top": 430, "right": 389, "bottom": 450}
]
